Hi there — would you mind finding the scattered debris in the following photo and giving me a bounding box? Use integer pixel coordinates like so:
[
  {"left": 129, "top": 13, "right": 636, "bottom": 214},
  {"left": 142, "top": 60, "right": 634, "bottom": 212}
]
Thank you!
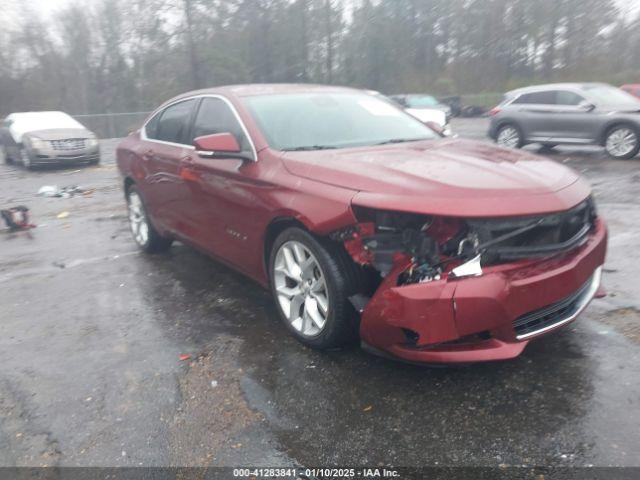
[
  {"left": 57, "top": 211, "right": 70, "bottom": 219},
  {"left": 38, "top": 185, "right": 90, "bottom": 198},
  {"left": 52, "top": 261, "right": 66, "bottom": 269},
  {"left": 38, "top": 186, "right": 59, "bottom": 197},
  {"left": 179, "top": 354, "right": 191, "bottom": 361},
  {"left": 363, "top": 405, "right": 373, "bottom": 412},
  {"left": 1, "top": 206, "right": 35, "bottom": 231},
  {"left": 210, "top": 380, "right": 218, "bottom": 388}
]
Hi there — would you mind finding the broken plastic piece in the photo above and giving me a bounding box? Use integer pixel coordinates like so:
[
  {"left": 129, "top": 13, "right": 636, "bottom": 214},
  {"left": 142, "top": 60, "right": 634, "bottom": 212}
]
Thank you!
[
  {"left": 349, "top": 293, "right": 371, "bottom": 314},
  {"left": 38, "top": 185, "right": 60, "bottom": 197},
  {"left": 1, "top": 206, "right": 34, "bottom": 231},
  {"left": 38, "top": 185, "right": 87, "bottom": 198},
  {"left": 451, "top": 254, "right": 483, "bottom": 278}
]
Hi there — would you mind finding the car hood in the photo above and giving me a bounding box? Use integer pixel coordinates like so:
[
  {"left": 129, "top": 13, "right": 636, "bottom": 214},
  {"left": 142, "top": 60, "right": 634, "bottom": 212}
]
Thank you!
[
  {"left": 281, "top": 138, "right": 591, "bottom": 217},
  {"left": 593, "top": 100, "right": 640, "bottom": 113},
  {"left": 23, "top": 128, "right": 93, "bottom": 141}
]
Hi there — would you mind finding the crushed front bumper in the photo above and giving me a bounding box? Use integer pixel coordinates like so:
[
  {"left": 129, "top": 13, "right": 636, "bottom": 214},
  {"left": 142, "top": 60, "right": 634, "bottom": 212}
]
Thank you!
[{"left": 359, "top": 218, "right": 607, "bottom": 364}]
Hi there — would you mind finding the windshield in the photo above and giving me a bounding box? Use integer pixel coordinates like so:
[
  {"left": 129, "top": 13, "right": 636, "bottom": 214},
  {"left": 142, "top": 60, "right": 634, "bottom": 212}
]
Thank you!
[
  {"left": 243, "top": 93, "right": 437, "bottom": 151},
  {"left": 405, "top": 95, "right": 439, "bottom": 108},
  {"left": 582, "top": 85, "right": 640, "bottom": 106}
]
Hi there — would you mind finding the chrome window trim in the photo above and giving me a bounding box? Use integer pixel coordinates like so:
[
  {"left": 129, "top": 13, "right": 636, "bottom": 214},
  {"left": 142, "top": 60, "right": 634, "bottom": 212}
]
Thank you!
[{"left": 141, "top": 94, "right": 258, "bottom": 161}]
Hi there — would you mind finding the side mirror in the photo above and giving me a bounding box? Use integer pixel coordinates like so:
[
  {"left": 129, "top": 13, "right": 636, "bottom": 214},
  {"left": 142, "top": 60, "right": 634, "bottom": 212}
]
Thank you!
[
  {"left": 578, "top": 101, "right": 595, "bottom": 112},
  {"left": 194, "top": 133, "right": 251, "bottom": 160}
]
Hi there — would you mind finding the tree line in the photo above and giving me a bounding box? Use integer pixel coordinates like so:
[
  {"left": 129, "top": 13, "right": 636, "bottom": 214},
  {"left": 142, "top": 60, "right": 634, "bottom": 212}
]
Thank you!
[{"left": 0, "top": 0, "right": 636, "bottom": 116}]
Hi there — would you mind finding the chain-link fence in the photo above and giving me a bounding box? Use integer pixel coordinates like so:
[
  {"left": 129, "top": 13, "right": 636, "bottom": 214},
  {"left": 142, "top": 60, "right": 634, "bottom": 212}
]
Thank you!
[{"left": 72, "top": 112, "right": 151, "bottom": 139}]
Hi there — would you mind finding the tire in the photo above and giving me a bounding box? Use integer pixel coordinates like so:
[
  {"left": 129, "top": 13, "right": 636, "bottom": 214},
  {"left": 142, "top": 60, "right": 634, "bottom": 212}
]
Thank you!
[
  {"left": 126, "top": 185, "right": 173, "bottom": 253},
  {"left": 20, "top": 148, "right": 35, "bottom": 170},
  {"left": 604, "top": 124, "right": 640, "bottom": 159},
  {"left": 495, "top": 123, "right": 524, "bottom": 149},
  {"left": 269, "top": 227, "right": 360, "bottom": 349}
]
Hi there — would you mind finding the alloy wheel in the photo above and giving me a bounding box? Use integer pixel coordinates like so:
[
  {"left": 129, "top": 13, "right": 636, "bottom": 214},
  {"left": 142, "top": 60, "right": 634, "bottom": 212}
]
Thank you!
[
  {"left": 273, "top": 240, "right": 330, "bottom": 337},
  {"left": 128, "top": 191, "right": 149, "bottom": 247},
  {"left": 497, "top": 126, "right": 520, "bottom": 148},
  {"left": 606, "top": 127, "right": 637, "bottom": 158}
]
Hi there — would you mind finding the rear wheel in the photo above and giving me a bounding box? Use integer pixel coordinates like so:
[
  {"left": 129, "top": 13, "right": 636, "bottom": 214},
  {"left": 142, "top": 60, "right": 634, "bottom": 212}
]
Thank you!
[
  {"left": 269, "top": 227, "right": 359, "bottom": 349},
  {"left": 605, "top": 125, "right": 639, "bottom": 159},
  {"left": 127, "top": 185, "right": 173, "bottom": 253},
  {"left": 496, "top": 123, "right": 523, "bottom": 149}
]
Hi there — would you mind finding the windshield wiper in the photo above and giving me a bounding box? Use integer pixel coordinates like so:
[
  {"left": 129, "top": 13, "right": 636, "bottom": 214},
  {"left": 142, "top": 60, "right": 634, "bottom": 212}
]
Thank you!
[
  {"left": 283, "top": 145, "right": 339, "bottom": 151},
  {"left": 374, "top": 137, "right": 428, "bottom": 146}
]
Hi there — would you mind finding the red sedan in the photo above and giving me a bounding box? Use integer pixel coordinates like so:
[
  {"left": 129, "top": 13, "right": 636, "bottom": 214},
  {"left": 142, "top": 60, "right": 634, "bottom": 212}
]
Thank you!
[{"left": 117, "top": 84, "right": 606, "bottom": 364}]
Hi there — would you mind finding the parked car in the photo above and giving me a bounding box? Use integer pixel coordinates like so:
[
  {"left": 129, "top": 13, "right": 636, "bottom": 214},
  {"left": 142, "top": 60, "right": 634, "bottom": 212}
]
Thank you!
[
  {"left": 0, "top": 111, "right": 100, "bottom": 169},
  {"left": 390, "top": 94, "right": 452, "bottom": 135},
  {"left": 437, "top": 95, "right": 462, "bottom": 117},
  {"left": 117, "top": 84, "right": 606, "bottom": 364},
  {"left": 620, "top": 84, "right": 640, "bottom": 99},
  {"left": 366, "top": 91, "right": 451, "bottom": 135},
  {"left": 489, "top": 83, "right": 640, "bottom": 159}
]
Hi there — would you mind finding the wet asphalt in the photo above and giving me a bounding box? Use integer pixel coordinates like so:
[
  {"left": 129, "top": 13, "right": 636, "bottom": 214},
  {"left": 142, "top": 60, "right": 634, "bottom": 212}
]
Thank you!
[{"left": 0, "top": 119, "right": 638, "bottom": 470}]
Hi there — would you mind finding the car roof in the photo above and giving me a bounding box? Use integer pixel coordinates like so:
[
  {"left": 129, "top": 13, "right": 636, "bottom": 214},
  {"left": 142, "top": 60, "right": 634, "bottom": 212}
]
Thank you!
[
  {"left": 7, "top": 110, "right": 73, "bottom": 119},
  {"left": 506, "top": 82, "right": 609, "bottom": 96},
  {"left": 167, "top": 83, "right": 362, "bottom": 103}
]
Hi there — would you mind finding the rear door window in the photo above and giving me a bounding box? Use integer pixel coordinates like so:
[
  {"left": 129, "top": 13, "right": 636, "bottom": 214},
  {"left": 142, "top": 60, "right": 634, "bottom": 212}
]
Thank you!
[
  {"left": 152, "top": 99, "right": 196, "bottom": 144},
  {"left": 512, "top": 91, "right": 556, "bottom": 105},
  {"left": 555, "top": 90, "right": 585, "bottom": 106}
]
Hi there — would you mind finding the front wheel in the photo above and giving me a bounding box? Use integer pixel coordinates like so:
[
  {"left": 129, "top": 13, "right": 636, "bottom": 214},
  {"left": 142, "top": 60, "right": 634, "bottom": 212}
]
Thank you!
[
  {"left": 127, "top": 185, "right": 173, "bottom": 253},
  {"left": 496, "top": 124, "right": 523, "bottom": 149},
  {"left": 269, "top": 228, "right": 359, "bottom": 349},
  {"left": 20, "top": 148, "right": 35, "bottom": 170},
  {"left": 605, "top": 125, "right": 640, "bottom": 159},
  {"left": 0, "top": 146, "right": 10, "bottom": 165}
]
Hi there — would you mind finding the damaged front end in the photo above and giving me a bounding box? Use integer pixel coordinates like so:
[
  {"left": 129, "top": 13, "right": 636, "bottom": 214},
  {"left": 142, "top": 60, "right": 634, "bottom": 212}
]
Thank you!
[{"left": 330, "top": 198, "right": 604, "bottom": 363}]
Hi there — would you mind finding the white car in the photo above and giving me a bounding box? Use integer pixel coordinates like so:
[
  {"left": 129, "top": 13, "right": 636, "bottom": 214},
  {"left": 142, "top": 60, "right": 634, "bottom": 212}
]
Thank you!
[
  {"left": 1, "top": 111, "right": 100, "bottom": 169},
  {"left": 367, "top": 91, "right": 452, "bottom": 136}
]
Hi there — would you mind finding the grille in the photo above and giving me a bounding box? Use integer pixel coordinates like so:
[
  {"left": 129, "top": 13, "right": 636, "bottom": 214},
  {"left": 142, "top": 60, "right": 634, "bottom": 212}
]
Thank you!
[
  {"left": 513, "top": 269, "right": 600, "bottom": 340},
  {"left": 468, "top": 198, "right": 596, "bottom": 261},
  {"left": 50, "top": 138, "right": 87, "bottom": 151}
]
